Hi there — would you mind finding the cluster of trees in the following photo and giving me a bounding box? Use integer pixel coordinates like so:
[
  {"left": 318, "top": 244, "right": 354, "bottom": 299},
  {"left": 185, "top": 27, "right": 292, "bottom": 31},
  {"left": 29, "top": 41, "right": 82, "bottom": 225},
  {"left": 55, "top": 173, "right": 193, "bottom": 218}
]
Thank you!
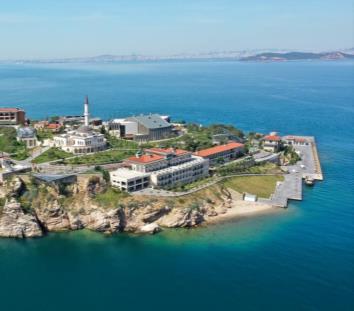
[
  {"left": 216, "top": 157, "right": 255, "bottom": 176},
  {"left": 283, "top": 146, "right": 301, "bottom": 165},
  {"left": 157, "top": 123, "right": 244, "bottom": 152}
]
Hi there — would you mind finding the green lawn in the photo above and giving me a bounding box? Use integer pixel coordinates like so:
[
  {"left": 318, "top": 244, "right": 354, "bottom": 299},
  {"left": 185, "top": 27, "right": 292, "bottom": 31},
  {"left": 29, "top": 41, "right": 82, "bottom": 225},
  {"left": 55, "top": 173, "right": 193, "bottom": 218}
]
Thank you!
[
  {"left": 217, "top": 161, "right": 282, "bottom": 176},
  {"left": 0, "top": 127, "right": 29, "bottom": 160},
  {"left": 32, "top": 147, "right": 73, "bottom": 164},
  {"left": 222, "top": 175, "right": 284, "bottom": 198},
  {"left": 106, "top": 135, "right": 139, "bottom": 149},
  {"left": 64, "top": 149, "right": 136, "bottom": 165}
]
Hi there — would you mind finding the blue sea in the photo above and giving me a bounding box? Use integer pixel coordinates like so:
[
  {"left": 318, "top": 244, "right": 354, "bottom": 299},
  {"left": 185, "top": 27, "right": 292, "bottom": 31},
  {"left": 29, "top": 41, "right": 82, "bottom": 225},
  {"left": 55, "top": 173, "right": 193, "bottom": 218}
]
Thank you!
[{"left": 0, "top": 61, "right": 353, "bottom": 311}]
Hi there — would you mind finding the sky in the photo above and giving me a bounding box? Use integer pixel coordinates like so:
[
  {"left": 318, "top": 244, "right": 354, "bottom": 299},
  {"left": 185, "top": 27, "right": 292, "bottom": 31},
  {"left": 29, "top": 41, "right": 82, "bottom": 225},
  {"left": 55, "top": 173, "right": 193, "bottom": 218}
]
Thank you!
[{"left": 0, "top": 0, "right": 353, "bottom": 59}]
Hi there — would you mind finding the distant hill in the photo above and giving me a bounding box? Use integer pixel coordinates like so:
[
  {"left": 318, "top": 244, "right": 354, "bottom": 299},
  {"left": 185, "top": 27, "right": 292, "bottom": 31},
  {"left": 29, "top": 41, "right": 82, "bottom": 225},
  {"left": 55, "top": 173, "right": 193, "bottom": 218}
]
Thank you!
[
  {"left": 240, "top": 52, "right": 354, "bottom": 62},
  {"left": 2, "top": 49, "right": 354, "bottom": 64}
]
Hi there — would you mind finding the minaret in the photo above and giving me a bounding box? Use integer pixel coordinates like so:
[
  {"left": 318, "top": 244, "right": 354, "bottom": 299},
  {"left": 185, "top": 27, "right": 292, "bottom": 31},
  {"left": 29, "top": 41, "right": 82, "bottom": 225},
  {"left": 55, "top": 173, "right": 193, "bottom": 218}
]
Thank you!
[{"left": 84, "top": 95, "right": 89, "bottom": 126}]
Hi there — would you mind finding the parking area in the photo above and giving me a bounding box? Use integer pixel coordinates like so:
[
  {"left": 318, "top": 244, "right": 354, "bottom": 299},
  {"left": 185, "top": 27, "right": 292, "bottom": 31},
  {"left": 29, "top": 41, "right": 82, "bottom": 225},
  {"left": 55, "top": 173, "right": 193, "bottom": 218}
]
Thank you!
[{"left": 284, "top": 137, "right": 323, "bottom": 181}]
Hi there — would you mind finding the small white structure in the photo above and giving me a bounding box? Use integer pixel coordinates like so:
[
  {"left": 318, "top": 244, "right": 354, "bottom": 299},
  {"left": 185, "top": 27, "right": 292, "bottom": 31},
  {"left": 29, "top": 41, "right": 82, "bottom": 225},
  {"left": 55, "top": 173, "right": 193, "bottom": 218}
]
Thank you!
[
  {"left": 110, "top": 168, "right": 150, "bottom": 192},
  {"left": 243, "top": 193, "right": 257, "bottom": 202}
]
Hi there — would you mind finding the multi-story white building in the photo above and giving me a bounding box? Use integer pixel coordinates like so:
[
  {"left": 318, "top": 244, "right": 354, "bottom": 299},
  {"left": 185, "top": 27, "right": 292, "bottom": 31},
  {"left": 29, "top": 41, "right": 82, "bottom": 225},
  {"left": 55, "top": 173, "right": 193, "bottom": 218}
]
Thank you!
[
  {"left": 110, "top": 168, "right": 150, "bottom": 192},
  {"left": 150, "top": 156, "right": 209, "bottom": 188},
  {"left": 194, "top": 141, "right": 245, "bottom": 166},
  {"left": 0, "top": 108, "right": 26, "bottom": 126},
  {"left": 125, "top": 153, "right": 168, "bottom": 173},
  {"left": 110, "top": 147, "right": 209, "bottom": 192},
  {"left": 145, "top": 148, "right": 192, "bottom": 166},
  {"left": 54, "top": 97, "right": 106, "bottom": 154}
]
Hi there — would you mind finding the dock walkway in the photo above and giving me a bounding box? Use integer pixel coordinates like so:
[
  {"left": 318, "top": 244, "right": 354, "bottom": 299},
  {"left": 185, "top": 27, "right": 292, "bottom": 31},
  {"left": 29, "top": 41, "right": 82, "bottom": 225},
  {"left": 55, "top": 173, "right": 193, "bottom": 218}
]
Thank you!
[{"left": 261, "top": 173, "right": 302, "bottom": 207}]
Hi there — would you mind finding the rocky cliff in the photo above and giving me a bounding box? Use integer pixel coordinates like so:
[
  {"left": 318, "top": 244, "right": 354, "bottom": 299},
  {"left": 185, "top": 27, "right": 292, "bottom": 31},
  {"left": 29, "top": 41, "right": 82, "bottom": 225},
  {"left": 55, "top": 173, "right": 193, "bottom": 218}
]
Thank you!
[{"left": 0, "top": 176, "right": 234, "bottom": 238}]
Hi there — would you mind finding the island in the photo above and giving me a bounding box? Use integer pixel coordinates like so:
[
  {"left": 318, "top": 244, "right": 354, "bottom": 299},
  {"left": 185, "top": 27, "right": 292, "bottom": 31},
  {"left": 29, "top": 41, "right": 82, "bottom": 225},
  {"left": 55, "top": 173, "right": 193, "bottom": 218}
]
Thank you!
[{"left": 0, "top": 99, "right": 323, "bottom": 238}]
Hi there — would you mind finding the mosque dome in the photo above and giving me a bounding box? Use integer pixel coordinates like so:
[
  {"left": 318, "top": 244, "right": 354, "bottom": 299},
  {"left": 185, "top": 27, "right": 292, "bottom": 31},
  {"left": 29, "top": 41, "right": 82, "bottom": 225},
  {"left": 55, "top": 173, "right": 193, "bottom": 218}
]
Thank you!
[
  {"left": 17, "top": 127, "right": 36, "bottom": 138},
  {"left": 77, "top": 125, "right": 92, "bottom": 134}
]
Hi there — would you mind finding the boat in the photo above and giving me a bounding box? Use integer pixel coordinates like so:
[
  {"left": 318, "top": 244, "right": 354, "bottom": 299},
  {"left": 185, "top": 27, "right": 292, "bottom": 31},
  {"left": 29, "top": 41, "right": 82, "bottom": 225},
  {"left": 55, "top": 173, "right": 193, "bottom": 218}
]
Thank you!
[{"left": 305, "top": 176, "right": 315, "bottom": 186}]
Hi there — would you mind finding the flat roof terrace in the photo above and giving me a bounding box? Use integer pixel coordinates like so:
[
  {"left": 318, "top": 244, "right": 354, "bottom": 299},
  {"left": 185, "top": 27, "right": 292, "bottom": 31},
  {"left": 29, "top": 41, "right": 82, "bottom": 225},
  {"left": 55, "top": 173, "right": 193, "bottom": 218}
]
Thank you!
[{"left": 111, "top": 168, "right": 150, "bottom": 179}]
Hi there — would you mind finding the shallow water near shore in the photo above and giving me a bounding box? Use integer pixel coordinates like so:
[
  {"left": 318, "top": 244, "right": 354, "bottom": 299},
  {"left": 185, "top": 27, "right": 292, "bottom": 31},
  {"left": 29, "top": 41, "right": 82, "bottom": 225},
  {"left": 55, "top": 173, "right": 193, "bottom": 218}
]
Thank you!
[{"left": 0, "top": 60, "right": 353, "bottom": 310}]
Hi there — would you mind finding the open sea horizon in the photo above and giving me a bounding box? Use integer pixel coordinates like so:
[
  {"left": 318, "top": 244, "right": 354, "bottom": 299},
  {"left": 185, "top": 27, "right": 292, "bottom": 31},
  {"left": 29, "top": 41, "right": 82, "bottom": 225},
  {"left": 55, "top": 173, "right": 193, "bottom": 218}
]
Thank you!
[{"left": 0, "top": 60, "right": 353, "bottom": 310}]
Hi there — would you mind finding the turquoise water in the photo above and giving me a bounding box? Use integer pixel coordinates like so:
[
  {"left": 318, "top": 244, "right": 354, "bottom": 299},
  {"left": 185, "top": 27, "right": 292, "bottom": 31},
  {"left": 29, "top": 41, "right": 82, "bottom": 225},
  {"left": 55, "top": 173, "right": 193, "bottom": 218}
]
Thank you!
[{"left": 0, "top": 61, "right": 353, "bottom": 310}]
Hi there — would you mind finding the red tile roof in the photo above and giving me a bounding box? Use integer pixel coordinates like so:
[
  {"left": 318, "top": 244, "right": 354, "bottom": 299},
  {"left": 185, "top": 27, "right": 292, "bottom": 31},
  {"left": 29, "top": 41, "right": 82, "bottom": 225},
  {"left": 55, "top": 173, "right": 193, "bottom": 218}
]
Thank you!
[
  {"left": 145, "top": 147, "right": 189, "bottom": 156},
  {"left": 0, "top": 107, "right": 24, "bottom": 112},
  {"left": 127, "top": 154, "right": 165, "bottom": 164},
  {"left": 47, "top": 123, "right": 61, "bottom": 129},
  {"left": 194, "top": 142, "right": 244, "bottom": 158},
  {"left": 284, "top": 136, "right": 307, "bottom": 143},
  {"left": 264, "top": 135, "right": 281, "bottom": 141}
]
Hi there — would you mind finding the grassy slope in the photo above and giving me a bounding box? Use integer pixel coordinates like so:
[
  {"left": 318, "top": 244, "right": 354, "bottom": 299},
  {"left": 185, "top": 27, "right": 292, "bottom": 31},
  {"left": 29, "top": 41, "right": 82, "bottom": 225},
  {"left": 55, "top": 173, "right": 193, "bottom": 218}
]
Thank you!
[
  {"left": 32, "top": 147, "right": 73, "bottom": 164},
  {"left": 64, "top": 149, "right": 136, "bottom": 165},
  {"left": 217, "top": 162, "right": 283, "bottom": 176},
  {"left": 94, "top": 187, "right": 130, "bottom": 208},
  {"left": 222, "top": 175, "right": 284, "bottom": 198}
]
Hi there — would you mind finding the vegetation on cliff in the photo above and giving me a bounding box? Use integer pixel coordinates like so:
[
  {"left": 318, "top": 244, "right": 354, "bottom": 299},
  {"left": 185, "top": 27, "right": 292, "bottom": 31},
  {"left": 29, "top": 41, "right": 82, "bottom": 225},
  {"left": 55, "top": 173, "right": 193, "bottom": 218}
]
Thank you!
[{"left": 0, "top": 127, "right": 29, "bottom": 160}]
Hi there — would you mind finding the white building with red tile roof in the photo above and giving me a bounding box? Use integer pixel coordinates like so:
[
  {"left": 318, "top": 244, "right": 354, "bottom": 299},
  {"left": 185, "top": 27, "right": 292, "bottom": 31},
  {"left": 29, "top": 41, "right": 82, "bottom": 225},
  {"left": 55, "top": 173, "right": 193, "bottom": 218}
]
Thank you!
[
  {"left": 194, "top": 141, "right": 245, "bottom": 166},
  {"left": 283, "top": 136, "right": 310, "bottom": 146},
  {"left": 263, "top": 134, "right": 282, "bottom": 152},
  {"left": 145, "top": 147, "right": 192, "bottom": 166},
  {"left": 113, "top": 147, "right": 209, "bottom": 191},
  {"left": 125, "top": 153, "right": 168, "bottom": 173}
]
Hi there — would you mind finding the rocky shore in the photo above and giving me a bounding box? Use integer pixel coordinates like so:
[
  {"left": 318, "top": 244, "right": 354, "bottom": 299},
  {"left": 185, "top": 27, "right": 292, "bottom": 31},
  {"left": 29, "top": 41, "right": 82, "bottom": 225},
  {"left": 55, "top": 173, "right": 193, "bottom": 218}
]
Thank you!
[{"left": 0, "top": 176, "right": 274, "bottom": 238}]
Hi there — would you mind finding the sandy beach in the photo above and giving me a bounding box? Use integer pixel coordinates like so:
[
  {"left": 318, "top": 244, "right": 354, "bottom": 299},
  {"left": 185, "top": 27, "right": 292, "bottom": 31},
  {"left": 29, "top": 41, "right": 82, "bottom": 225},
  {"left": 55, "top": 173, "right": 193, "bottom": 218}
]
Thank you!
[{"left": 206, "top": 199, "right": 279, "bottom": 224}]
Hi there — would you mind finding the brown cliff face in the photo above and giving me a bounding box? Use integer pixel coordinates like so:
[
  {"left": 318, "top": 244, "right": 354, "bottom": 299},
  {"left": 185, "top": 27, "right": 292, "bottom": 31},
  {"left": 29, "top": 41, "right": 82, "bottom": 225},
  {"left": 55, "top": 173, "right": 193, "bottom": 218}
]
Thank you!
[
  {"left": 0, "top": 176, "right": 233, "bottom": 238},
  {"left": 0, "top": 199, "right": 43, "bottom": 238}
]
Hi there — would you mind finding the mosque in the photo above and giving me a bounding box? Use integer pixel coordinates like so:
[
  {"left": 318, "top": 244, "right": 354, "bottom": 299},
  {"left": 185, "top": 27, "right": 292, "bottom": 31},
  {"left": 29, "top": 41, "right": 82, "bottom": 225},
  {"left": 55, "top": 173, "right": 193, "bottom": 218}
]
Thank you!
[{"left": 54, "top": 97, "right": 106, "bottom": 154}]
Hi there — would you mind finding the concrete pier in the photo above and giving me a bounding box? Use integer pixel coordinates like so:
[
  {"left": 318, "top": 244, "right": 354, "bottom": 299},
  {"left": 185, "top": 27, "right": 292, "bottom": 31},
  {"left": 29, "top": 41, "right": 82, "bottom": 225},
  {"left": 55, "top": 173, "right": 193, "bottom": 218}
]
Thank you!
[
  {"left": 268, "top": 135, "right": 324, "bottom": 207},
  {"left": 266, "top": 173, "right": 302, "bottom": 207},
  {"left": 285, "top": 136, "right": 323, "bottom": 181}
]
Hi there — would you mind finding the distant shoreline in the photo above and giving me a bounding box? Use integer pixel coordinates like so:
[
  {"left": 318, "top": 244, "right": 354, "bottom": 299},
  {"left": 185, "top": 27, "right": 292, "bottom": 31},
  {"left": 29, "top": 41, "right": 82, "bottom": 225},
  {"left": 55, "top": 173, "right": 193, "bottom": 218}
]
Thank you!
[{"left": 1, "top": 49, "right": 353, "bottom": 64}]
